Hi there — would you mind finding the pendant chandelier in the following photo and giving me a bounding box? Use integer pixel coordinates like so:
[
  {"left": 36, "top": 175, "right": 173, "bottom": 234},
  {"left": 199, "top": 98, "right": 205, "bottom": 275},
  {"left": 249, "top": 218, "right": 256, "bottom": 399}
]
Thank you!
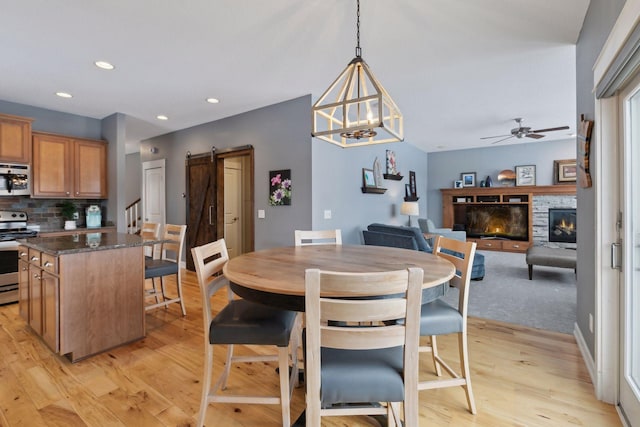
[{"left": 311, "top": 0, "right": 404, "bottom": 148}]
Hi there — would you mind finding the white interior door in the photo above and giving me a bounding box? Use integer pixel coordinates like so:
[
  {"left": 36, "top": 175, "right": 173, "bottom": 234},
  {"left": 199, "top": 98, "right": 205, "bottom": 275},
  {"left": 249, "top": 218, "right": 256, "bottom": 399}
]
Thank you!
[
  {"left": 224, "top": 158, "right": 242, "bottom": 259},
  {"left": 142, "top": 159, "right": 166, "bottom": 228},
  {"left": 619, "top": 76, "right": 640, "bottom": 424}
]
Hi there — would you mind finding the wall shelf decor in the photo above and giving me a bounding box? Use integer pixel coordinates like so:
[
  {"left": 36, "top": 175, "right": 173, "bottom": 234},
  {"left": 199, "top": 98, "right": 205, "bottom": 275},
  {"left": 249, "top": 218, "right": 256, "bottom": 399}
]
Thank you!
[
  {"left": 383, "top": 173, "right": 403, "bottom": 180},
  {"left": 362, "top": 167, "right": 387, "bottom": 194},
  {"left": 361, "top": 187, "right": 387, "bottom": 194}
]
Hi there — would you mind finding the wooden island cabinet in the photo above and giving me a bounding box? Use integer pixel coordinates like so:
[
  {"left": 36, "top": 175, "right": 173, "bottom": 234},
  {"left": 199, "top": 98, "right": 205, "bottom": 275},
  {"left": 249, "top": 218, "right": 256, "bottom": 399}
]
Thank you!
[
  {"left": 32, "top": 131, "right": 107, "bottom": 199},
  {"left": 18, "top": 233, "right": 147, "bottom": 362}
]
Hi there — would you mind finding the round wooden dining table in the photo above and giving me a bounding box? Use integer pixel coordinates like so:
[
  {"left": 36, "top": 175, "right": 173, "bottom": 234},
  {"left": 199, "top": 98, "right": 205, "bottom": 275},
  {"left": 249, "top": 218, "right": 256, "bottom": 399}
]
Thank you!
[{"left": 223, "top": 244, "right": 456, "bottom": 311}]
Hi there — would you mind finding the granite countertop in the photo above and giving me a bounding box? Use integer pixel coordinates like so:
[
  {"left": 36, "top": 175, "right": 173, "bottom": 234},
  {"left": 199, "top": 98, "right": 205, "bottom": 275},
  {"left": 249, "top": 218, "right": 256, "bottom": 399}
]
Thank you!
[
  {"left": 18, "top": 232, "right": 152, "bottom": 255},
  {"left": 35, "top": 225, "right": 116, "bottom": 235}
]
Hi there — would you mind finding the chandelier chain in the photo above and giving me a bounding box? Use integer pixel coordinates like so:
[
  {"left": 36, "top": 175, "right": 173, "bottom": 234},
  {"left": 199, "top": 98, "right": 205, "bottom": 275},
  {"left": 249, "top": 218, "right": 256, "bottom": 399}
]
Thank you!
[{"left": 355, "top": 0, "right": 361, "bottom": 57}]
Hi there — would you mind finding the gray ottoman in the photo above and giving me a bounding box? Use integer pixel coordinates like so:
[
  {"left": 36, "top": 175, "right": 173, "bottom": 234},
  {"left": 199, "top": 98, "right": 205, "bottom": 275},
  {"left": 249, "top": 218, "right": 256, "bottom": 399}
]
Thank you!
[{"left": 525, "top": 246, "right": 577, "bottom": 280}]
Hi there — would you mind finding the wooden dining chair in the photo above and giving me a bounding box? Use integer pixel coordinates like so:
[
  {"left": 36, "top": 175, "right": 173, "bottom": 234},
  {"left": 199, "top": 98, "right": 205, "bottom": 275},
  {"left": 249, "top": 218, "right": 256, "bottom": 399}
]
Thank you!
[
  {"left": 418, "top": 235, "right": 478, "bottom": 414},
  {"left": 294, "top": 229, "right": 342, "bottom": 246},
  {"left": 144, "top": 224, "right": 187, "bottom": 316},
  {"left": 304, "top": 267, "right": 423, "bottom": 427},
  {"left": 140, "top": 221, "right": 161, "bottom": 259},
  {"left": 191, "top": 239, "right": 300, "bottom": 427}
]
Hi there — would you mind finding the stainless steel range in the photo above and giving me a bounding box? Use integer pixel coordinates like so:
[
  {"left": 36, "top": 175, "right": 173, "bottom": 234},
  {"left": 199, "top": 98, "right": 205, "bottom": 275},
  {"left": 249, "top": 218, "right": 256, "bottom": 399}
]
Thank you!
[{"left": 0, "top": 210, "right": 38, "bottom": 305}]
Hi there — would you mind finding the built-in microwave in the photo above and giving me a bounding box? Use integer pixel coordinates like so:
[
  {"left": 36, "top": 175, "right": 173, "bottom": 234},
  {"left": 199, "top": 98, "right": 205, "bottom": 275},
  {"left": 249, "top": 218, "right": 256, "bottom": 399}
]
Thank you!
[{"left": 0, "top": 163, "right": 30, "bottom": 196}]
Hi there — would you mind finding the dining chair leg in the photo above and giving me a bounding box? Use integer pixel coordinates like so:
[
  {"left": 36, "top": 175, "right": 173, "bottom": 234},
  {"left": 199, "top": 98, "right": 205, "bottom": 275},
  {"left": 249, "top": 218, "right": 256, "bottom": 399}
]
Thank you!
[
  {"left": 176, "top": 271, "right": 186, "bottom": 316},
  {"left": 431, "top": 335, "right": 443, "bottom": 376},
  {"left": 388, "top": 402, "right": 402, "bottom": 427},
  {"left": 459, "top": 331, "right": 477, "bottom": 414},
  {"left": 198, "top": 341, "right": 214, "bottom": 427},
  {"left": 278, "top": 346, "right": 291, "bottom": 427},
  {"left": 160, "top": 276, "right": 168, "bottom": 307},
  {"left": 149, "top": 278, "right": 160, "bottom": 304},
  {"left": 221, "top": 344, "right": 234, "bottom": 390}
]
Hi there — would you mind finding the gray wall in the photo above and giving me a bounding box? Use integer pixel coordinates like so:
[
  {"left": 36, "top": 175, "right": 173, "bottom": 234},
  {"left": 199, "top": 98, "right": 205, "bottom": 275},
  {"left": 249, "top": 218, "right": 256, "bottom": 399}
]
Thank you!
[
  {"left": 139, "top": 95, "right": 313, "bottom": 250},
  {"left": 0, "top": 99, "right": 101, "bottom": 139},
  {"left": 312, "top": 140, "right": 429, "bottom": 244},
  {"left": 575, "top": 0, "right": 626, "bottom": 357},
  {"left": 140, "top": 95, "right": 430, "bottom": 248},
  {"left": 426, "top": 139, "right": 576, "bottom": 226},
  {"left": 102, "top": 113, "right": 128, "bottom": 231},
  {"left": 125, "top": 152, "right": 142, "bottom": 205}
]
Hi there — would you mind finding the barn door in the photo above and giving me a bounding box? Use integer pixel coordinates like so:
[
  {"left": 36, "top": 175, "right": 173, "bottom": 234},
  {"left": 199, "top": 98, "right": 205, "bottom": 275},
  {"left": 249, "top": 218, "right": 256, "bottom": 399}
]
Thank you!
[{"left": 185, "top": 152, "right": 217, "bottom": 271}]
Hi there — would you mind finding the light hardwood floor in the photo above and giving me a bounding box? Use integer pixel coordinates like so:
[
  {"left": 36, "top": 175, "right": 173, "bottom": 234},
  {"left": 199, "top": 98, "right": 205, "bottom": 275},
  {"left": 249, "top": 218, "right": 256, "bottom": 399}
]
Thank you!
[{"left": 0, "top": 269, "right": 621, "bottom": 426}]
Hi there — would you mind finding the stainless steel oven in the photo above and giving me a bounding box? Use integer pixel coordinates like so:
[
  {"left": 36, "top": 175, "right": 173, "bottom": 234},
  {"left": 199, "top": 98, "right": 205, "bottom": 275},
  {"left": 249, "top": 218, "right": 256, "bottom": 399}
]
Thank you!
[
  {"left": 0, "top": 211, "right": 37, "bottom": 305},
  {"left": 0, "top": 163, "right": 30, "bottom": 196}
]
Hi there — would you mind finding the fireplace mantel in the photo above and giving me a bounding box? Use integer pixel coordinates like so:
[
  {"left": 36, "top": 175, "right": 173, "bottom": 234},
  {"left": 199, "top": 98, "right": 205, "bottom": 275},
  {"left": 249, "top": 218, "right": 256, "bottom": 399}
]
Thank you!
[{"left": 440, "top": 185, "right": 576, "bottom": 253}]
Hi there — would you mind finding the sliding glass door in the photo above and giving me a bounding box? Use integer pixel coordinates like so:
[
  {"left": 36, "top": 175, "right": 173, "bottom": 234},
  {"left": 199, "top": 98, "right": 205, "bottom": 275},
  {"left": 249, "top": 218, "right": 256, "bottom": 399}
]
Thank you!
[{"left": 619, "top": 75, "right": 640, "bottom": 424}]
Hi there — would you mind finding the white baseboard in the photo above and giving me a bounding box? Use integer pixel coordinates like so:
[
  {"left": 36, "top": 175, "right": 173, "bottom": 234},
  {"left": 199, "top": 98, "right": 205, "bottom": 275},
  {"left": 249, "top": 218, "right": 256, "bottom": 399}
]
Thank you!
[{"left": 574, "top": 322, "right": 596, "bottom": 387}]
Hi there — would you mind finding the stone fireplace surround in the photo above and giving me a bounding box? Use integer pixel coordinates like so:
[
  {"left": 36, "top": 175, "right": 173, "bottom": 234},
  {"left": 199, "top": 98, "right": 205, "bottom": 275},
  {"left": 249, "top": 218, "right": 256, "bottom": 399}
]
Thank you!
[{"left": 532, "top": 194, "right": 577, "bottom": 249}]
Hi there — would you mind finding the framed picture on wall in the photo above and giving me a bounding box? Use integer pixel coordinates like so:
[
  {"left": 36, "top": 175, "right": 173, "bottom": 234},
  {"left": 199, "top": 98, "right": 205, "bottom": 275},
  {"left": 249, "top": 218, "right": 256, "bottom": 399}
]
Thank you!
[
  {"left": 515, "top": 165, "right": 536, "bottom": 186},
  {"left": 554, "top": 159, "right": 577, "bottom": 184},
  {"left": 362, "top": 168, "right": 377, "bottom": 188}
]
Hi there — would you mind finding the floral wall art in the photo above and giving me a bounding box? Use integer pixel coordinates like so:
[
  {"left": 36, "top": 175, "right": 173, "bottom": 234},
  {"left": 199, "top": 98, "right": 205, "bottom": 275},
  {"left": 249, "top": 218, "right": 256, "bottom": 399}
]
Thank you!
[{"left": 269, "top": 169, "right": 292, "bottom": 206}]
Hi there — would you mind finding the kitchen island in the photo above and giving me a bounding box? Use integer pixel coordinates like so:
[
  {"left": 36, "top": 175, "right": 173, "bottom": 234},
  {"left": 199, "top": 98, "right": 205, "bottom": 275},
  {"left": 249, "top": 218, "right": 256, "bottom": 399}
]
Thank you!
[{"left": 18, "top": 233, "right": 148, "bottom": 362}]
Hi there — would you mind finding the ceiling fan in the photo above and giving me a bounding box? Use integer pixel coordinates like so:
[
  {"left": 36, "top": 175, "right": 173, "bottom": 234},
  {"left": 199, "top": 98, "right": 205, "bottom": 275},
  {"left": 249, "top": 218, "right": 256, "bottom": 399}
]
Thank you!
[{"left": 481, "top": 118, "right": 570, "bottom": 144}]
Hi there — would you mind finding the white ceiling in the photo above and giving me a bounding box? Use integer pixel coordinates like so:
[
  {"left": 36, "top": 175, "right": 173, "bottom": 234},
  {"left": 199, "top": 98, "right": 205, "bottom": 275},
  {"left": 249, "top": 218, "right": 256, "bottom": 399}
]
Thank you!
[{"left": 0, "top": 0, "right": 589, "bottom": 154}]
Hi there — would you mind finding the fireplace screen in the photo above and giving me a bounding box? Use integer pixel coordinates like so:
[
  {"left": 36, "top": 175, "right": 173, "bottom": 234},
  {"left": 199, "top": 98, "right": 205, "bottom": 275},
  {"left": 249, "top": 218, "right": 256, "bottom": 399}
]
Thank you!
[{"left": 548, "top": 208, "right": 576, "bottom": 243}]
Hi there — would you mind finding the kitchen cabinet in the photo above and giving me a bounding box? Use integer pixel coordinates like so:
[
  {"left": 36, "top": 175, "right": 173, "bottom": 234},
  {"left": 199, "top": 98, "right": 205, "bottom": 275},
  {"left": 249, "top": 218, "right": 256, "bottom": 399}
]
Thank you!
[
  {"left": 20, "top": 247, "right": 58, "bottom": 352},
  {"left": 32, "top": 132, "right": 107, "bottom": 199},
  {"left": 19, "top": 233, "right": 145, "bottom": 362},
  {"left": 41, "top": 270, "right": 59, "bottom": 351},
  {"left": 28, "top": 252, "right": 42, "bottom": 335},
  {"left": 18, "top": 257, "right": 29, "bottom": 321},
  {"left": 0, "top": 113, "right": 33, "bottom": 163}
]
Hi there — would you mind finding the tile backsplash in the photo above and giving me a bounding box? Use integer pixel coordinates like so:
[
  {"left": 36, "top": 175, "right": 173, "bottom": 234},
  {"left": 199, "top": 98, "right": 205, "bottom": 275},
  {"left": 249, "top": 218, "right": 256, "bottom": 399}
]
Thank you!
[{"left": 0, "top": 196, "right": 107, "bottom": 231}]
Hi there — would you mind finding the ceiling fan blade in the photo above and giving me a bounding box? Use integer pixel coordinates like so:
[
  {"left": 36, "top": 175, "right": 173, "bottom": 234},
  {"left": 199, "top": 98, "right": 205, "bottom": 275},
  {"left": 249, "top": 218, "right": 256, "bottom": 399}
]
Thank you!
[
  {"left": 526, "top": 133, "right": 545, "bottom": 139},
  {"left": 490, "top": 135, "right": 515, "bottom": 144},
  {"left": 480, "top": 134, "right": 511, "bottom": 140},
  {"left": 531, "top": 126, "right": 570, "bottom": 133}
]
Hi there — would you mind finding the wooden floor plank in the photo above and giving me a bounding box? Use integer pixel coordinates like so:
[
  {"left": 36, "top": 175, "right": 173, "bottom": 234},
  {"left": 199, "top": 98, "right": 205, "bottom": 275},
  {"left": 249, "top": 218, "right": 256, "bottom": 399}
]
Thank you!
[{"left": 0, "top": 269, "right": 621, "bottom": 426}]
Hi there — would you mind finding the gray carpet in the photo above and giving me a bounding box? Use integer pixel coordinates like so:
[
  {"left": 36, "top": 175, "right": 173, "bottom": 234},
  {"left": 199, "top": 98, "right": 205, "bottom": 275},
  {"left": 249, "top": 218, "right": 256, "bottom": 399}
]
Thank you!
[{"left": 441, "top": 250, "right": 576, "bottom": 334}]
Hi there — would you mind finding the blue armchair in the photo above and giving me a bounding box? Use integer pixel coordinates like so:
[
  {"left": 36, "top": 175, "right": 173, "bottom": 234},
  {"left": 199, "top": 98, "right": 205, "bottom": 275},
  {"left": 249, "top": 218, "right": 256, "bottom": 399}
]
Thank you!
[
  {"left": 418, "top": 218, "right": 466, "bottom": 242},
  {"left": 363, "top": 223, "right": 485, "bottom": 281}
]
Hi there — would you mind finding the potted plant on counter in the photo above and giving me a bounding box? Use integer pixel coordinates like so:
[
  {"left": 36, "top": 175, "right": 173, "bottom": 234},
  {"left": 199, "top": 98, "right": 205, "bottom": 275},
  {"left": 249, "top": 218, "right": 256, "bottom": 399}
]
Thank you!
[{"left": 60, "top": 200, "right": 78, "bottom": 230}]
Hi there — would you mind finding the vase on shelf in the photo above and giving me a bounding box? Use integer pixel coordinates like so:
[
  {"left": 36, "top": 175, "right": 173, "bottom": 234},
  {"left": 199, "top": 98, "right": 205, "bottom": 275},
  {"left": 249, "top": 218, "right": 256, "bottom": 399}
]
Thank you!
[{"left": 485, "top": 176, "right": 493, "bottom": 187}]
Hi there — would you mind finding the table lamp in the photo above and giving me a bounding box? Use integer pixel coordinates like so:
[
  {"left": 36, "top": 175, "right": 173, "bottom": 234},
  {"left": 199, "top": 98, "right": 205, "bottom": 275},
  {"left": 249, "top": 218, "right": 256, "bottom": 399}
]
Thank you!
[{"left": 400, "top": 201, "right": 419, "bottom": 227}]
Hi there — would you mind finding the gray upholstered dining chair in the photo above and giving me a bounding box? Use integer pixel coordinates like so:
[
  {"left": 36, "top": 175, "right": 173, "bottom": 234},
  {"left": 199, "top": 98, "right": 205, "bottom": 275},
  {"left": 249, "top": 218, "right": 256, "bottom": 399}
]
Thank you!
[
  {"left": 191, "top": 238, "right": 301, "bottom": 427},
  {"left": 294, "top": 229, "right": 342, "bottom": 246},
  {"left": 144, "top": 223, "right": 187, "bottom": 315},
  {"left": 304, "top": 267, "right": 423, "bottom": 426},
  {"left": 419, "top": 235, "right": 478, "bottom": 414}
]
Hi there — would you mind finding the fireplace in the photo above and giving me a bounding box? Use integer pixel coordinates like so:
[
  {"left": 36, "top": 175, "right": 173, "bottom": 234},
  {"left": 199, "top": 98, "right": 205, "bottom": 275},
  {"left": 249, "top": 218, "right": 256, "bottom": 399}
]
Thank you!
[{"left": 548, "top": 208, "right": 576, "bottom": 243}]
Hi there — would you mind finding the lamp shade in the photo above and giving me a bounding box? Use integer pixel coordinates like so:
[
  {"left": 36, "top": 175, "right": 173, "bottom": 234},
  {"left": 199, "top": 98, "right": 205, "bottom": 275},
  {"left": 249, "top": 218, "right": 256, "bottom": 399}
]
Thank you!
[{"left": 400, "top": 201, "right": 419, "bottom": 216}]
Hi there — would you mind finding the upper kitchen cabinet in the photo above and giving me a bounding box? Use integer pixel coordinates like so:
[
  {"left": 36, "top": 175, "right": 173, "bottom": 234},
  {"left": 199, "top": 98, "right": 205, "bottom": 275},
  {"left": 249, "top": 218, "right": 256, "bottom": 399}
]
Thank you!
[
  {"left": 0, "top": 113, "right": 33, "bottom": 163},
  {"left": 32, "top": 132, "right": 107, "bottom": 199}
]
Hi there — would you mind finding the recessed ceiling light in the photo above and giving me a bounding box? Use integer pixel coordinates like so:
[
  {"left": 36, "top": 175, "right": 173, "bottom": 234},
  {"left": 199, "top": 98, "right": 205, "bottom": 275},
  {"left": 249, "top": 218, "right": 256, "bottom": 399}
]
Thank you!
[
  {"left": 94, "top": 61, "right": 115, "bottom": 70},
  {"left": 156, "top": 115, "right": 168, "bottom": 121},
  {"left": 56, "top": 92, "right": 73, "bottom": 98},
  {"left": 206, "top": 98, "right": 220, "bottom": 104}
]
